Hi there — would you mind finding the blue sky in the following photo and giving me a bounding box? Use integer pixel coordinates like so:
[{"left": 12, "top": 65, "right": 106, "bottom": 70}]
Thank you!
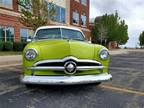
[{"left": 90, "top": 0, "right": 144, "bottom": 48}]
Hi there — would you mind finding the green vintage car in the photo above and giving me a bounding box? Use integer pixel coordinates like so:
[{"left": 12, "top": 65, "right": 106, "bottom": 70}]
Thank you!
[{"left": 21, "top": 26, "right": 112, "bottom": 85}]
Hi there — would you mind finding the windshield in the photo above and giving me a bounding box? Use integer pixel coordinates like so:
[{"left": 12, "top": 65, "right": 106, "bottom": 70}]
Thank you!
[{"left": 35, "top": 28, "right": 85, "bottom": 41}]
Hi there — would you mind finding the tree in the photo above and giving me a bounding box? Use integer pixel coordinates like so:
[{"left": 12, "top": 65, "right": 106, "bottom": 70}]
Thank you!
[
  {"left": 18, "top": 0, "right": 56, "bottom": 31},
  {"left": 139, "top": 31, "right": 144, "bottom": 48},
  {"left": 92, "top": 11, "right": 129, "bottom": 46}
]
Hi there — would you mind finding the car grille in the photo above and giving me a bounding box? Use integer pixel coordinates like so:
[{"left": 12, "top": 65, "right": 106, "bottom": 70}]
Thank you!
[
  {"left": 35, "top": 58, "right": 102, "bottom": 67},
  {"left": 28, "top": 56, "right": 105, "bottom": 71}
]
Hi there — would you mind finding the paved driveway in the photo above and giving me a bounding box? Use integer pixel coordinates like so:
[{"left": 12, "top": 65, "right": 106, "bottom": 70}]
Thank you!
[{"left": 0, "top": 49, "right": 144, "bottom": 108}]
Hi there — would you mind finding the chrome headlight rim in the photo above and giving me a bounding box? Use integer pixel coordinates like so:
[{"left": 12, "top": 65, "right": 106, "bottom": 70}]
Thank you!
[
  {"left": 25, "top": 48, "right": 38, "bottom": 61},
  {"left": 99, "top": 48, "right": 109, "bottom": 60}
]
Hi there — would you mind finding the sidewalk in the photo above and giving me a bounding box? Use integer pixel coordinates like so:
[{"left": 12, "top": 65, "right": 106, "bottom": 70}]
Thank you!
[{"left": 0, "top": 55, "right": 22, "bottom": 66}]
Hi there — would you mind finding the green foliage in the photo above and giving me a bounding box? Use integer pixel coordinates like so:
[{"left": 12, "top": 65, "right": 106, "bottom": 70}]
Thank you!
[
  {"left": 22, "top": 42, "right": 28, "bottom": 49},
  {"left": 0, "top": 42, "right": 27, "bottom": 51},
  {"left": 92, "top": 11, "right": 129, "bottom": 45},
  {"left": 0, "top": 41, "right": 4, "bottom": 51},
  {"left": 18, "top": 0, "right": 56, "bottom": 31},
  {"left": 13, "top": 42, "right": 24, "bottom": 51},
  {"left": 139, "top": 31, "right": 144, "bottom": 48},
  {"left": 3, "top": 42, "right": 13, "bottom": 51}
]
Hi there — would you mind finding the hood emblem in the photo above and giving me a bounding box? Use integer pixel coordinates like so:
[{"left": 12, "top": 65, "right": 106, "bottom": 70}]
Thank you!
[{"left": 64, "top": 61, "right": 77, "bottom": 75}]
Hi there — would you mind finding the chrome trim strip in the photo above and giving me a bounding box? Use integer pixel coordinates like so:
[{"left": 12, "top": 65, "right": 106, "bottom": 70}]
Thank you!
[
  {"left": 27, "top": 66, "right": 64, "bottom": 71},
  {"left": 34, "top": 56, "right": 101, "bottom": 66},
  {"left": 77, "top": 66, "right": 105, "bottom": 70},
  {"left": 21, "top": 73, "right": 112, "bottom": 85},
  {"left": 27, "top": 66, "right": 105, "bottom": 71}
]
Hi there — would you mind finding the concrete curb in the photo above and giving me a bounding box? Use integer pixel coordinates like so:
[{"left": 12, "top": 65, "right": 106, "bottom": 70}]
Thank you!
[
  {"left": 0, "top": 55, "right": 22, "bottom": 67},
  {"left": 0, "top": 61, "right": 22, "bottom": 66},
  {"left": 0, "top": 63, "right": 22, "bottom": 68}
]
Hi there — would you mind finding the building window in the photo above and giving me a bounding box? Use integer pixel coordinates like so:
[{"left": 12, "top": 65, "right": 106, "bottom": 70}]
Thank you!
[
  {"left": 18, "top": 0, "right": 33, "bottom": 13},
  {"left": 61, "top": 8, "right": 65, "bottom": 23},
  {"left": 54, "top": 5, "right": 66, "bottom": 23},
  {"left": 81, "top": 0, "right": 87, "bottom": 6},
  {"left": 48, "top": 3, "right": 66, "bottom": 23},
  {"left": 72, "top": 11, "right": 79, "bottom": 25},
  {"left": 0, "top": 26, "right": 14, "bottom": 42},
  {"left": 0, "top": 26, "right": 5, "bottom": 41},
  {"left": 81, "top": 14, "right": 87, "bottom": 26},
  {"left": 0, "top": 0, "right": 13, "bottom": 9},
  {"left": 6, "top": 27, "right": 14, "bottom": 41},
  {"left": 75, "top": 0, "right": 80, "bottom": 2},
  {"left": 20, "top": 28, "right": 33, "bottom": 42}
]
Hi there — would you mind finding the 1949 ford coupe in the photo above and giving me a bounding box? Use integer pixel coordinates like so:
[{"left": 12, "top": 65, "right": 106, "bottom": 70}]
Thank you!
[{"left": 21, "top": 26, "right": 112, "bottom": 85}]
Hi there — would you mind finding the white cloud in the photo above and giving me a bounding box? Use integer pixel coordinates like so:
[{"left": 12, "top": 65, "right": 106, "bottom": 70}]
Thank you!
[{"left": 90, "top": 0, "right": 144, "bottom": 48}]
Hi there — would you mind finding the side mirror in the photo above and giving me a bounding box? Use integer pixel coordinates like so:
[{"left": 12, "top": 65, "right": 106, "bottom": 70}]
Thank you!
[
  {"left": 88, "top": 41, "right": 91, "bottom": 43},
  {"left": 27, "top": 36, "right": 32, "bottom": 42},
  {"left": 27, "top": 38, "right": 32, "bottom": 42}
]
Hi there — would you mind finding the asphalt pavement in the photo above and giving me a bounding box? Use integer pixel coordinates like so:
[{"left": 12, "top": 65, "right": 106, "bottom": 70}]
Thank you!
[{"left": 0, "top": 49, "right": 144, "bottom": 108}]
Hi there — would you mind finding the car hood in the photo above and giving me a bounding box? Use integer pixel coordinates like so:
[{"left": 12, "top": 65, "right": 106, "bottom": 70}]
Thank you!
[{"left": 28, "top": 39, "right": 95, "bottom": 60}]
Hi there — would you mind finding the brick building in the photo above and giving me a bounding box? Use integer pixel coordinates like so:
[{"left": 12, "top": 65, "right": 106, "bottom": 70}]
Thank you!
[{"left": 0, "top": 0, "right": 90, "bottom": 42}]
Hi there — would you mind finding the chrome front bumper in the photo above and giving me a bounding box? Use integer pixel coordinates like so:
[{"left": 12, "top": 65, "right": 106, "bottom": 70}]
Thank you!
[{"left": 21, "top": 73, "right": 112, "bottom": 85}]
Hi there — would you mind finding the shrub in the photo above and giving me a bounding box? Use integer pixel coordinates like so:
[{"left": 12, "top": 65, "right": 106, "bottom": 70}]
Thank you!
[
  {"left": 0, "top": 41, "right": 4, "bottom": 51},
  {"left": 22, "top": 42, "right": 28, "bottom": 49},
  {"left": 13, "top": 42, "right": 24, "bottom": 51},
  {"left": 3, "top": 42, "right": 13, "bottom": 51}
]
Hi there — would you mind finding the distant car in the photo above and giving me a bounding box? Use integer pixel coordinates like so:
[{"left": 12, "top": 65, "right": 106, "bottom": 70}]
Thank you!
[{"left": 21, "top": 26, "right": 112, "bottom": 86}]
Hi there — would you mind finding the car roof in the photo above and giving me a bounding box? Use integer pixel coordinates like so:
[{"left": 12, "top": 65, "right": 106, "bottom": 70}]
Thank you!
[{"left": 36, "top": 26, "right": 82, "bottom": 32}]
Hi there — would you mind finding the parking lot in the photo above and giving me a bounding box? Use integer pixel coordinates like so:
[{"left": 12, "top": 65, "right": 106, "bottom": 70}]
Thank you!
[{"left": 0, "top": 49, "right": 144, "bottom": 108}]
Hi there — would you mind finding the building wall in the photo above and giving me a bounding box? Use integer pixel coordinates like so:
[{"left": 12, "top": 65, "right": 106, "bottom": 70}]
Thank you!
[
  {"left": 0, "top": 0, "right": 27, "bottom": 42},
  {"left": 0, "top": 0, "right": 91, "bottom": 42},
  {"left": 70, "top": 0, "right": 91, "bottom": 40}
]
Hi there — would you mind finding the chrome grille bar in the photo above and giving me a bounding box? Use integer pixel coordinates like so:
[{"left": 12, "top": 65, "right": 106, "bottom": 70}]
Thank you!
[
  {"left": 34, "top": 56, "right": 101, "bottom": 66},
  {"left": 27, "top": 66, "right": 105, "bottom": 71}
]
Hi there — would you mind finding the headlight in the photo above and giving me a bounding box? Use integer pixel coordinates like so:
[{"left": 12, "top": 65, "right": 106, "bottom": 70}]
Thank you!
[
  {"left": 25, "top": 49, "right": 38, "bottom": 60},
  {"left": 99, "top": 48, "right": 109, "bottom": 60}
]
